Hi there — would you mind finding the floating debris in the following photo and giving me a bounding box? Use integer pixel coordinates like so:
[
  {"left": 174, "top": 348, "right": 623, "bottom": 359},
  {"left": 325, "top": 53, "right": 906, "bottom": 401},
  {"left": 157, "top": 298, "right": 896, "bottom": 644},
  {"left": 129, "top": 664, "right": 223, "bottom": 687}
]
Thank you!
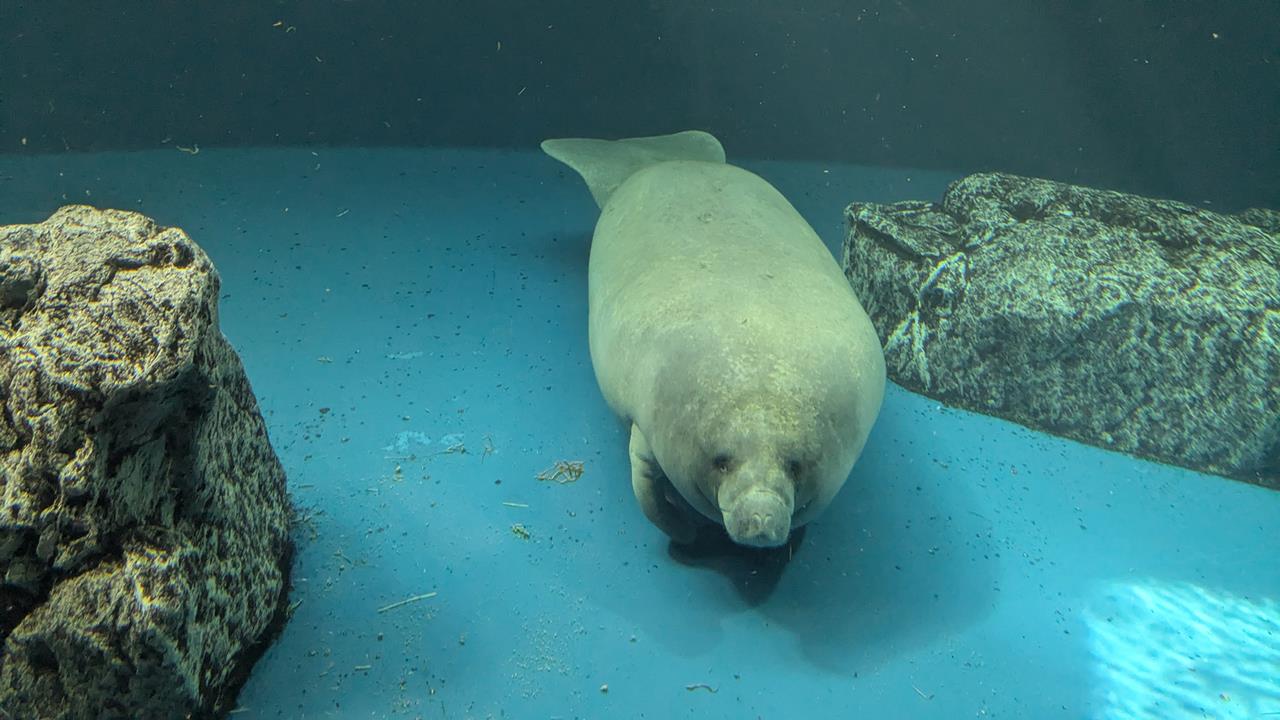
[
  {"left": 537, "top": 460, "right": 584, "bottom": 484},
  {"left": 437, "top": 442, "right": 467, "bottom": 456},
  {"left": 375, "top": 591, "right": 438, "bottom": 614},
  {"left": 511, "top": 523, "right": 531, "bottom": 539}
]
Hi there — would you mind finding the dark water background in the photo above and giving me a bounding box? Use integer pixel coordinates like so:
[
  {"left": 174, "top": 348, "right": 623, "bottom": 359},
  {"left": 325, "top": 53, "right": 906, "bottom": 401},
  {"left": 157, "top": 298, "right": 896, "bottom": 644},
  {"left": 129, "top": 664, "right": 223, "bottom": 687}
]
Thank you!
[{"left": 3, "top": 1, "right": 1276, "bottom": 209}]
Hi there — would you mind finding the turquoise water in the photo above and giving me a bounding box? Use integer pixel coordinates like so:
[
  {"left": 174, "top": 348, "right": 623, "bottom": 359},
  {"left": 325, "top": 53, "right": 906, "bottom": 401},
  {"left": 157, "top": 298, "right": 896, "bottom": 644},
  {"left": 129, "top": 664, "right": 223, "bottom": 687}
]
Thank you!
[{"left": 2, "top": 148, "right": 1277, "bottom": 719}]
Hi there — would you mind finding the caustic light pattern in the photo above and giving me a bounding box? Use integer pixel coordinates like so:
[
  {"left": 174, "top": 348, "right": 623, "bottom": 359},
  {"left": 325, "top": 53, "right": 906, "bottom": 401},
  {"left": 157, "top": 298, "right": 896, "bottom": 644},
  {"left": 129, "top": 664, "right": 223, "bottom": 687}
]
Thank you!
[{"left": 1087, "top": 580, "right": 1280, "bottom": 719}]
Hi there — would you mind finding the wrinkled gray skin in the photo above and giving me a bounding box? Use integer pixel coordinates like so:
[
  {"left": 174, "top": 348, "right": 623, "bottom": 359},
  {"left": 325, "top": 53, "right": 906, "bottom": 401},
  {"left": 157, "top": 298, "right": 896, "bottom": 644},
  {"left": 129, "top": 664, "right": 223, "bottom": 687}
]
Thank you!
[{"left": 543, "top": 131, "right": 885, "bottom": 548}]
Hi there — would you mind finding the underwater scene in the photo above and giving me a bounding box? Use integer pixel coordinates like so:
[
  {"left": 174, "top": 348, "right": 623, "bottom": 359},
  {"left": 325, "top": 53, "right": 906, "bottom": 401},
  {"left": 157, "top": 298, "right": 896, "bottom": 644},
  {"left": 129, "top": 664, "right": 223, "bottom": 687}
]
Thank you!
[{"left": 0, "top": 3, "right": 1277, "bottom": 720}]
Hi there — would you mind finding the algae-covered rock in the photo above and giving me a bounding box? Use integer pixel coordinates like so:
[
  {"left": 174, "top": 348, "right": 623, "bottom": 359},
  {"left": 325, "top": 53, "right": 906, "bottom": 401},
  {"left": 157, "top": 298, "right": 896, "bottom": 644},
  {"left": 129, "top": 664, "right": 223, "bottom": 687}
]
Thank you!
[
  {"left": 0, "top": 206, "right": 293, "bottom": 719},
  {"left": 843, "top": 172, "right": 1279, "bottom": 487}
]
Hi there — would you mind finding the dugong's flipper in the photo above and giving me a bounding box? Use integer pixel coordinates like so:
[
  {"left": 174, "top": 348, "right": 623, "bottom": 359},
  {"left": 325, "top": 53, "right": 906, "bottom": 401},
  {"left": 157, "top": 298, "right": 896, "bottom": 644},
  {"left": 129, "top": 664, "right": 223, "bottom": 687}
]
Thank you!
[
  {"left": 541, "top": 130, "right": 726, "bottom": 209},
  {"left": 628, "top": 424, "right": 697, "bottom": 544}
]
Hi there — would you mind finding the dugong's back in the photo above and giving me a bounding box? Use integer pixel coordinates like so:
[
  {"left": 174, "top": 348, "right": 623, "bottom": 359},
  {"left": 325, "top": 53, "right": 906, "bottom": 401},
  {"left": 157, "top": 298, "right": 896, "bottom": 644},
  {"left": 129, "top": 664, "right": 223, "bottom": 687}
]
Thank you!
[
  {"left": 590, "top": 160, "right": 882, "bottom": 423},
  {"left": 542, "top": 130, "right": 884, "bottom": 446}
]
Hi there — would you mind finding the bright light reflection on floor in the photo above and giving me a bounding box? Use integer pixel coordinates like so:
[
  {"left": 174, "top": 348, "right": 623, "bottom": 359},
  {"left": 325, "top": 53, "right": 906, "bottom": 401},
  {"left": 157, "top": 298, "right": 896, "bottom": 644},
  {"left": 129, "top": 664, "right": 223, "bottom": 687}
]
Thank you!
[{"left": 1086, "top": 580, "right": 1280, "bottom": 719}]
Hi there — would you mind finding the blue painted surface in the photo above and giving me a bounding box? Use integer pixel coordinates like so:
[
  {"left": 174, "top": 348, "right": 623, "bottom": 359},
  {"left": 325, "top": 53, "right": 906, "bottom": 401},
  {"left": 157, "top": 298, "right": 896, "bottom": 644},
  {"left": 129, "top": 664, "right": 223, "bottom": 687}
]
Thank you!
[{"left": 2, "top": 148, "right": 1277, "bottom": 719}]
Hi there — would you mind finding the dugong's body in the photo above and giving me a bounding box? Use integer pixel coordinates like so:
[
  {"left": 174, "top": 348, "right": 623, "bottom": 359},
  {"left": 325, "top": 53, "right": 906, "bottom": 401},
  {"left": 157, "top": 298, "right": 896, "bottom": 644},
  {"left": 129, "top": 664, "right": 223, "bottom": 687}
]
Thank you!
[{"left": 542, "top": 131, "right": 884, "bottom": 547}]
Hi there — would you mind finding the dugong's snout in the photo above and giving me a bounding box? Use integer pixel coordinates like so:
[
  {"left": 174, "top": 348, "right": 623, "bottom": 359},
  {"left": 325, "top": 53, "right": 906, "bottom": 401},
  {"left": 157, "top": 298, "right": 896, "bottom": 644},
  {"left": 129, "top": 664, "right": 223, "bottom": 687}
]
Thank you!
[{"left": 721, "top": 486, "right": 793, "bottom": 548}]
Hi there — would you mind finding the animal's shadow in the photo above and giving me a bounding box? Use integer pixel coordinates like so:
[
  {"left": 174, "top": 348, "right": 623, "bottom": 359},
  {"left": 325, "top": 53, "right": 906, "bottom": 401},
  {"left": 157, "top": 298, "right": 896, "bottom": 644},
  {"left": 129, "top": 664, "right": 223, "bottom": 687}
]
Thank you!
[
  {"left": 666, "top": 521, "right": 808, "bottom": 606},
  {"left": 655, "top": 403, "right": 1000, "bottom": 675}
]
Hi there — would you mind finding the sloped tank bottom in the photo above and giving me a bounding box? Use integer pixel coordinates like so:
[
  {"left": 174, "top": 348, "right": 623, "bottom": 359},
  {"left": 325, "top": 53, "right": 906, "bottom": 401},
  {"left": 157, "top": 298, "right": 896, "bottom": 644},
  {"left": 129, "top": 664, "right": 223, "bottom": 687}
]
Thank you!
[{"left": 2, "top": 147, "right": 1276, "bottom": 720}]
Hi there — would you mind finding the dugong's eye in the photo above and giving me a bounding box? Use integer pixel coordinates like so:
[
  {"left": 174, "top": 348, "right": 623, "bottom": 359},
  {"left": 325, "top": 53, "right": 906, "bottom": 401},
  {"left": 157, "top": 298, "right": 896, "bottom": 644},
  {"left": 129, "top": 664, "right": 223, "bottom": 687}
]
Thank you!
[
  {"left": 785, "top": 459, "right": 803, "bottom": 478},
  {"left": 712, "top": 454, "right": 732, "bottom": 473}
]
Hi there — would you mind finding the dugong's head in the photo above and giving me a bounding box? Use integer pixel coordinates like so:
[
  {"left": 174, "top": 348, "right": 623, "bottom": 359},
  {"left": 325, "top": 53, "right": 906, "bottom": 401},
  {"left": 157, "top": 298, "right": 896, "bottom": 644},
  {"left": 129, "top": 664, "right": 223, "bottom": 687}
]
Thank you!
[
  {"left": 649, "top": 346, "right": 872, "bottom": 548},
  {"left": 711, "top": 441, "right": 805, "bottom": 548}
]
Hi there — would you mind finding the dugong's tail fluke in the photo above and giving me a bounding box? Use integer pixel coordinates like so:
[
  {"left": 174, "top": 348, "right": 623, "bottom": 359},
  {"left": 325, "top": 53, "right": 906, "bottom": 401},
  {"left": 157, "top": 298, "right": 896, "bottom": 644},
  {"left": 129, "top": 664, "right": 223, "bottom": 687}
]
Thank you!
[{"left": 540, "top": 130, "right": 726, "bottom": 209}]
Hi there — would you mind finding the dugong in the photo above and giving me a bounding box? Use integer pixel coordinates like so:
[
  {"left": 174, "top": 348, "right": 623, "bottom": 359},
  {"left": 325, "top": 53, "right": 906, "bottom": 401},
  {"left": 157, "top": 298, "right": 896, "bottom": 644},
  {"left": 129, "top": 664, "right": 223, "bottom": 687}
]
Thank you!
[{"left": 542, "top": 130, "right": 884, "bottom": 548}]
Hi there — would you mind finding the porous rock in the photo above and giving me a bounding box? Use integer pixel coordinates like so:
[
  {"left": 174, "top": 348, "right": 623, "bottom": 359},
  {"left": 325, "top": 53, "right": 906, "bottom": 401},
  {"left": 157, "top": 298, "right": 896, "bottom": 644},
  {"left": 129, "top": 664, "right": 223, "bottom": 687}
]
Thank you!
[
  {"left": 843, "top": 172, "right": 1279, "bottom": 487},
  {"left": 0, "top": 206, "right": 292, "bottom": 719}
]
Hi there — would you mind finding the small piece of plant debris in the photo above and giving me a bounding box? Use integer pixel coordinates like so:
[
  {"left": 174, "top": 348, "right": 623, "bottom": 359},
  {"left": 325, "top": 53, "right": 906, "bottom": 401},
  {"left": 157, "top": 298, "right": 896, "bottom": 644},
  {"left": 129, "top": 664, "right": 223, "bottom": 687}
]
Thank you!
[
  {"left": 481, "top": 435, "right": 496, "bottom": 461},
  {"left": 511, "top": 523, "right": 531, "bottom": 539},
  {"left": 685, "top": 683, "right": 717, "bottom": 693},
  {"left": 536, "top": 460, "right": 584, "bottom": 484},
  {"left": 436, "top": 442, "right": 467, "bottom": 456},
  {"left": 375, "top": 591, "right": 438, "bottom": 614}
]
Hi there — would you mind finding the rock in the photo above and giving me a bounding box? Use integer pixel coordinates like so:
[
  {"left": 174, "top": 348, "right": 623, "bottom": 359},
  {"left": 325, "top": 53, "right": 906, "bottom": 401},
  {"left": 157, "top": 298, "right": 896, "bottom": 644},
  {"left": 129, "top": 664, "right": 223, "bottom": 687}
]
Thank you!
[
  {"left": 843, "top": 172, "right": 1280, "bottom": 488},
  {"left": 0, "top": 206, "right": 293, "bottom": 719}
]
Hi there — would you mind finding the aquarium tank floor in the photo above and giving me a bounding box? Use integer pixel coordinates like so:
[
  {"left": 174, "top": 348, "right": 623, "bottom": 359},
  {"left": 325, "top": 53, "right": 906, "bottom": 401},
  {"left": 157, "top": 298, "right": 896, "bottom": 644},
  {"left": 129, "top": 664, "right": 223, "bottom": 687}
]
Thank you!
[{"left": 2, "top": 147, "right": 1277, "bottom": 720}]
